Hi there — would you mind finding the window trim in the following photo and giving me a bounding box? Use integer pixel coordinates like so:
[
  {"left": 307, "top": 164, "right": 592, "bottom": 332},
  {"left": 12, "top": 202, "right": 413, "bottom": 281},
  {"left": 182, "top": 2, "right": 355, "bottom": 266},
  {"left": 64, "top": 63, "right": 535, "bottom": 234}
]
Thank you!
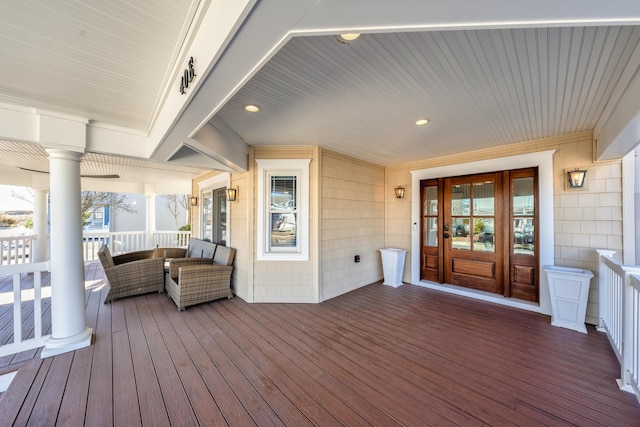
[{"left": 256, "top": 159, "right": 310, "bottom": 261}]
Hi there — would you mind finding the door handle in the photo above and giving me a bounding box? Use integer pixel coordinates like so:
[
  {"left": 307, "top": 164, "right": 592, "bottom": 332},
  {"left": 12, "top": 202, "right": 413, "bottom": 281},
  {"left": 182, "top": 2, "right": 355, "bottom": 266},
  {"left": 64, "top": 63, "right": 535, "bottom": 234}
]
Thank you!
[{"left": 443, "top": 233, "right": 450, "bottom": 239}]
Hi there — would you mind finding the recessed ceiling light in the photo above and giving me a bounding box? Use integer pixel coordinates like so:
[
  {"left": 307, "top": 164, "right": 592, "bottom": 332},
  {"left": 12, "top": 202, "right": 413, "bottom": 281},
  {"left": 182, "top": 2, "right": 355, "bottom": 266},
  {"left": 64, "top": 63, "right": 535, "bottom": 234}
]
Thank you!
[
  {"left": 244, "top": 104, "right": 261, "bottom": 112},
  {"left": 415, "top": 118, "right": 430, "bottom": 126},
  {"left": 336, "top": 33, "right": 361, "bottom": 44}
]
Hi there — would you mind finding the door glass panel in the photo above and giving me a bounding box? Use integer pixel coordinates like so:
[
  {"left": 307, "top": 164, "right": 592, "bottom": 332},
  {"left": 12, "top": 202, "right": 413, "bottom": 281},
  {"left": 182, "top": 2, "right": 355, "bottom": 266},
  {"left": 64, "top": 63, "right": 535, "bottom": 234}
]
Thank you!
[
  {"left": 473, "top": 182, "right": 494, "bottom": 215},
  {"left": 213, "top": 188, "right": 227, "bottom": 245},
  {"left": 451, "top": 218, "right": 470, "bottom": 250},
  {"left": 513, "top": 177, "right": 534, "bottom": 256},
  {"left": 451, "top": 184, "right": 470, "bottom": 215},
  {"left": 423, "top": 185, "right": 438, "bottom": 247},
  {"left": 424, "top": 186, "right": 438, "bottom": 216},
  {"left": 473, "top": 218, "right": 495, "bottom": 252},
  {"left": 202, "top": 191, "right": 213, "bottom": 241},
  {"left": 513, "top": 178, "right": 534, "bottom": 215},
  {"left": 424, "top": 218, "right": 438, "bottom": 247}
]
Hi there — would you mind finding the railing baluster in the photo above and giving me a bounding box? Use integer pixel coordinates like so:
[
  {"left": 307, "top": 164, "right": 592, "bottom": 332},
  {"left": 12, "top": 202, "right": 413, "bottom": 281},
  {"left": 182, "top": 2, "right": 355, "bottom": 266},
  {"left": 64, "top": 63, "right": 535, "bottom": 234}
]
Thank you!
[
  {"left": 0, "top": 261, "right": 50, "bottom": 357},
  {"left": 12, "top": 273, "right": 22, "bottom": 344},
  {"left": 597, "top": 250, "right": 640, "bottom": 403}
]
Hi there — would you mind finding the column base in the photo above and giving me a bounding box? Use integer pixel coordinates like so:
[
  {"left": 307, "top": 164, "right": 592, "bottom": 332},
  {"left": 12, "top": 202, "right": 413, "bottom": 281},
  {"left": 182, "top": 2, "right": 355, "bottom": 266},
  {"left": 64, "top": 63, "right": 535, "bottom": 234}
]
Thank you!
[{"left": 40, "top": 327, "right": 93, "bottom": 359}]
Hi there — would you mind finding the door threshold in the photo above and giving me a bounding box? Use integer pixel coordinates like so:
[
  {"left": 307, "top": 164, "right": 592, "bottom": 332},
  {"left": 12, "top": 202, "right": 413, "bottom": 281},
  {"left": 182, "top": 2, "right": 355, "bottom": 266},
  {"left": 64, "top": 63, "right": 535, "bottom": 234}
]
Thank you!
[{"left": 416, "top": 280, "right": 542, "bottom": 314}]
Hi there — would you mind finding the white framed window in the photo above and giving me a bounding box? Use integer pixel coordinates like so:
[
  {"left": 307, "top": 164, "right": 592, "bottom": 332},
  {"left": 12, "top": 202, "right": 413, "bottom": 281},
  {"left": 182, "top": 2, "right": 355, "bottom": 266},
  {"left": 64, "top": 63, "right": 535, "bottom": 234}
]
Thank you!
[{"left": 257, "top": 159, "right": 310, "bottom": 261}]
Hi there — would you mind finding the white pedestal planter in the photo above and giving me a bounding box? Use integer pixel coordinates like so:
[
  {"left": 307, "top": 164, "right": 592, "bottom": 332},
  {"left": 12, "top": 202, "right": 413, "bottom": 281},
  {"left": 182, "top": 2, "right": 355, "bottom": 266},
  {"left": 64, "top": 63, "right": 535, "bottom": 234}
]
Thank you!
[
  {"left": 543, "top": 265, "right": 594, "bottom": 334},
  {"left": 380, "top": 248, "right": 407, "bottom": 287}
]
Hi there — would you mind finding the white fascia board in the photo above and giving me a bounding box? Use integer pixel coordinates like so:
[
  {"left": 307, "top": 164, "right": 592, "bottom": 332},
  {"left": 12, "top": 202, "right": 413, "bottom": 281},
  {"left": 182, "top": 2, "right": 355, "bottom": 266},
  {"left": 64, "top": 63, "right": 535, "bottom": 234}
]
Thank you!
[
  {"left": 86, "top": 123, "right": 150, "bottom": 159},
  {"left": 152, "top": 0, "right": 318, "bottom": 162},
  {"left": 190, "top": 119, "right": 248, "bottom": 172},
  {"left": 0, "top": 103, "right": 38, "bottom": 143},
  {"left": 148, "top": 0, "right": 256, "bottom": 156},
  {"left": 37, "top": 110, "right": 88, "bottom": 152},
  {"left": 296, "top": 0, "right": 640, "bottom": 34}
]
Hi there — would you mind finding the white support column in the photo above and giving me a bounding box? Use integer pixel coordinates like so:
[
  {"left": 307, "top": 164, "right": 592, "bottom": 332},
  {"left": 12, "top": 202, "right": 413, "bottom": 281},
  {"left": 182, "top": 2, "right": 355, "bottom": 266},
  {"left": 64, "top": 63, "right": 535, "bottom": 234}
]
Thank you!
[
  {"left": 146, "top": 193, "right": 156, "bottom": 249},
  {"left": 41, "top": 149, "right": 92, "bottom": 358},
  {"left": 31, "top": 189, "right": 48, "bottom": 263}
]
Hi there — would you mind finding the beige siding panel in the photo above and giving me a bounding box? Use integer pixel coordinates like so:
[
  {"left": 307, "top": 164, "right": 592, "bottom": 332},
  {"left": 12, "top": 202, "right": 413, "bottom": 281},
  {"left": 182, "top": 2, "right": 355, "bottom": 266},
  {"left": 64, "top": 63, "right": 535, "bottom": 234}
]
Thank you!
[
  {"left": 252, "top": 146, "right": 317, "bottom": 302},
  {"left": 230, "top": 172, "right": 250, "bottom": 300},
  {"left": 321, "top": 150, "right": 385, "bottom": 301}
]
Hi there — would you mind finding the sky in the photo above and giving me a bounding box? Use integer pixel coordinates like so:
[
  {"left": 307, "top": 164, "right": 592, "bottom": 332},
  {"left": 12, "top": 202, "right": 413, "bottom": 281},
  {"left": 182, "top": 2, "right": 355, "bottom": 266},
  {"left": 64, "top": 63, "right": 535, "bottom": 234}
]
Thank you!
[{"left": 0, "top": 185, "right": 34, "bottom": 211}]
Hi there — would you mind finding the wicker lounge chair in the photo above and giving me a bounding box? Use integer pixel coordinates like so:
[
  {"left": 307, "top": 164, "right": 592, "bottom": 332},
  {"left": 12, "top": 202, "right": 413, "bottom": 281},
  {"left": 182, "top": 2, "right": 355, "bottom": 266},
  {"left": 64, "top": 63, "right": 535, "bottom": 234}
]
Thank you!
[
  {"left": 165, "top": 242, "right": 236, "bottom": 311},
  {"left": 98, "top": 244, "right": 165, "bottom": 303}
]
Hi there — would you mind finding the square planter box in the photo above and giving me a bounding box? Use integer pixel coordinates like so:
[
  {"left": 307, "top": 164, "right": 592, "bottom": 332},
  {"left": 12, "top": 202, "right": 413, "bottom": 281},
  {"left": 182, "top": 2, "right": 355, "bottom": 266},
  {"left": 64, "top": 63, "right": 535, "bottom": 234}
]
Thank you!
[
  {"left": 543, "top": 265, "right": 594, "bottom": 334},
  {"left": 380, "top": 248, "right": 407, "bottom": 287}
]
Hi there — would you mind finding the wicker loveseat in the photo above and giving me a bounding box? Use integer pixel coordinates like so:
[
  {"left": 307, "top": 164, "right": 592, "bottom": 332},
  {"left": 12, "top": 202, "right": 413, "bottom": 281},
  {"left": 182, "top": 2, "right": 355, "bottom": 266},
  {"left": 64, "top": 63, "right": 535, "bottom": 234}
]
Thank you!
[
  {"left": 164, "top": 238, "right": 236, "bottom": 311},
  {"left": 98, "top": 244, "right": 165, "bottom": 303}
]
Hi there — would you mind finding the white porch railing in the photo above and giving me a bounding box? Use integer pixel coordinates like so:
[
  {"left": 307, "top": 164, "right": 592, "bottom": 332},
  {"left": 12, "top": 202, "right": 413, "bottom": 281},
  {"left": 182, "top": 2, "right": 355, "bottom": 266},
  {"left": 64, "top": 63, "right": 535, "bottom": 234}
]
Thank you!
[
  {"left": 0, "top": 261, "right": 50, "bottom": 357},
  {"left": 0, "top": 235, "right": 35, "bottom": 266},
  {"left": 82, "top": 230, "right": 191, "bottom": 262},
  {"left": 597, "top": 250, "right": 640, "bottom": 403},
  {"left": 153, "top": 230, "right": 191, "bottom": 247}
]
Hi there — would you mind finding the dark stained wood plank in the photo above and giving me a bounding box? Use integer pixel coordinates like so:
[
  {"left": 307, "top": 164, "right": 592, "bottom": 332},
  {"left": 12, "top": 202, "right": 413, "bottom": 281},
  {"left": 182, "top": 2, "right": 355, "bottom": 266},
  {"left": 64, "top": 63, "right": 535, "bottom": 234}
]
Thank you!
[
  {"left": 209, "top": 302, "right": 349, "bottom": 426},
  {"left": 195, "top": 304, "right": 317, "bottom": 426},
  {"left": 132, "top": 297, "right": 200, "bottom": 426},
  {"left": 13, "top": 357, "right": 53, "bottom": 426},
  {"left": 25, "top": 351, "right": 74, "bottom": 427},
  {"left": 112, "top": 329, "right": 141, "bottom": 427},
  {"left": 0, "top": 359, "right": 43, "bottom": 425},
  {"left": 151, "top": 293, "right": 257, "bottom": 426},
  {"left": 120, "top": 296, "right": 170, "bottom": 427},
  {"left": 351, "top": 284, "right": 640, "bottom": 423},
  {"left": 84, "top": 283, "right": 113, "bottom": 427},
  {"left": 54, "top": 283, "right": 103, "bottom": 427},
  {"left": 185, "top": 305, "right": 287, "bottom": 426},
  {"left": 229, "top": 297, "right": 404, "bottom": 426},
  {"left": 245, "top": 302, "right": 459, "bottom": 426},
  {"left": 213, "top": 301, "right": 373, "bottom": 426},
  {"left": 2, "top": 265, "right": 640, "bottom": 427},
  {"left": 143, "top": 294, "right": 228, "bottom": 425}
]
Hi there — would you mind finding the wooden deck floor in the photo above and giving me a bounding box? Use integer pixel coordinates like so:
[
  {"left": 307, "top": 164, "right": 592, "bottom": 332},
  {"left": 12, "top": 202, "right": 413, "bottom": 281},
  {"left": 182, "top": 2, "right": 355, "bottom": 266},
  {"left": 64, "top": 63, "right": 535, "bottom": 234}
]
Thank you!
[{"left": 0, "top": 263, "right": 639, "bottom": 426}]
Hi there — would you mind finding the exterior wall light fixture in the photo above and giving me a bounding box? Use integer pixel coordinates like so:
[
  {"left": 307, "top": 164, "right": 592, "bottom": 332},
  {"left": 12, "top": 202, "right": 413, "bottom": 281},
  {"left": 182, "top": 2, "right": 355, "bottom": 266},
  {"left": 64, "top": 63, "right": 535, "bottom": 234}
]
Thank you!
[
  {"left": 226, "top": 188, "right": 237, "bottom": 202},
  {"left": 567, "top": 168, "right": 587, "bottom": 189},
  {"left": 190, "top": 196, "right": 198, "bottom": 207},
  {"left": 394, "top": 186, "right": 406, "bottom": 199}
]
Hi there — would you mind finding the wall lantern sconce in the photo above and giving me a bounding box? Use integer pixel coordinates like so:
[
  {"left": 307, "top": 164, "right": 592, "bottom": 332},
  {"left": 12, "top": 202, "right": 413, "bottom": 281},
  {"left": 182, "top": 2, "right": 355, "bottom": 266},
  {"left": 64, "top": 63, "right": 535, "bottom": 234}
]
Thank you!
[
  {"left": 190, "top": 196, "right": 198, "bottom": 207},
  {"left": 567, "top": 168, "right": 587, "bottom": 189},
  {"left": 394, "top": 186, "right": 406, "bottom": 199},
  {"left": 226, "top": 188, "right": 237, "bottom": 202}
]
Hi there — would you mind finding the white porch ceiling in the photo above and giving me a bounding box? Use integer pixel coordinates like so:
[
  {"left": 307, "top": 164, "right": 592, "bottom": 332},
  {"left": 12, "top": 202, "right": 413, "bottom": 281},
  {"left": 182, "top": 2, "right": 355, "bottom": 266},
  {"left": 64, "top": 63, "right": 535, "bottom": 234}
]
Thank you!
[
  {"left": 0, "top": 1, "right": 640, "bottom": 187},
  {"left": 217, "top": 26, "right": 640, "bottom": 165},
  {"left": 0, "top": 0, "right": 198, "bottom": 132}
]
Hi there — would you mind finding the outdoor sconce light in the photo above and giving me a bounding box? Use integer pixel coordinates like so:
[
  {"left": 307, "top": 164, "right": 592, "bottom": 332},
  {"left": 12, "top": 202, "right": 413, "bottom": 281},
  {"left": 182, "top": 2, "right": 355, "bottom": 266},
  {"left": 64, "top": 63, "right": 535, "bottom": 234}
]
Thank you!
[
  {"left": 394, "top": 186, "right": 406, "bottom": 199},
  {"left": 190, "top": 196, "right": 198, "bottom": 207},
  {"left": 226, "top": 188, "right": 237, "bottom": 202},
  {"left": 567, "top": 168, "right": 587, "bottom": 189}
]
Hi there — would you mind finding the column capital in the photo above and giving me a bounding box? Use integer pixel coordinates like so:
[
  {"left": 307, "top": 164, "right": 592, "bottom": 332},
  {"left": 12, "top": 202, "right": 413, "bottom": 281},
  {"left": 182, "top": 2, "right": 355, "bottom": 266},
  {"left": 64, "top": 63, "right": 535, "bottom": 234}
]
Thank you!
[{"left": 45, "top": 148, "right": 84, "bottom": 162}]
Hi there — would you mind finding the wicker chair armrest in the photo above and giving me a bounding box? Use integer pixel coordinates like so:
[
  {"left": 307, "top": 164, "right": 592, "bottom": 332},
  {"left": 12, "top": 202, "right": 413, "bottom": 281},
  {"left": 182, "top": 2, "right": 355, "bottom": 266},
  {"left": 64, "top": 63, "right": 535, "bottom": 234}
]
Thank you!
[
  {"left": 168, "top": 257, "right": 213, "bottom": 280},
  {"left": 178, "top": 264, "right": 233, "bottom": 284},
  {"left": 112, "top": 249, "right": 155, "bottom": 265},
  {"left": 154, "top": 247, "right": 187, "bottom": 259}
]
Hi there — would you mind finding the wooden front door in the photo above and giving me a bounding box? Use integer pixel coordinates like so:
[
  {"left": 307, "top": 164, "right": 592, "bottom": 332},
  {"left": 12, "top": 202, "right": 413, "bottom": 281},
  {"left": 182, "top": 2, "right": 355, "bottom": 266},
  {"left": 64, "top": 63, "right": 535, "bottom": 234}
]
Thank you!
[
  {"left": 420, "top": 168, "right": 538, "bottom": 302},
  {"left": 443, "top": 172, "right": 504, "bottom": 294}
]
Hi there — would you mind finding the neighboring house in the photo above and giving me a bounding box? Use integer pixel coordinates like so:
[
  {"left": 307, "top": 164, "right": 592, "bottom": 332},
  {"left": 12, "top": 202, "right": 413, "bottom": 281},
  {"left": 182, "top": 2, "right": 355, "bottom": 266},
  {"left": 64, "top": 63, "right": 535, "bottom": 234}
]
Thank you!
[{"left": 83, "top": 194, "right": 188, "bottom": 232}]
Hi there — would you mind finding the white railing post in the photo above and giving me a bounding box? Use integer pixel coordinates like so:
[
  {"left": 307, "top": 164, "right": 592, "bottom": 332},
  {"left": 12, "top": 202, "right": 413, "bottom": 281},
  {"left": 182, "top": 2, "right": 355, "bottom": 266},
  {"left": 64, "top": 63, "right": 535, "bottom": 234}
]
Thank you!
[
  {"left": 597, "top": 249, "right": 640, "bottom": 402},
  {"left": 0, "top": 261, "right": 51, "bottom": 357},
  {"left": 621, "top": 274, "right": 640, "bottom": 402},
  {"left": 597, "top": 249, "right": 617, "bottom": 333}
]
